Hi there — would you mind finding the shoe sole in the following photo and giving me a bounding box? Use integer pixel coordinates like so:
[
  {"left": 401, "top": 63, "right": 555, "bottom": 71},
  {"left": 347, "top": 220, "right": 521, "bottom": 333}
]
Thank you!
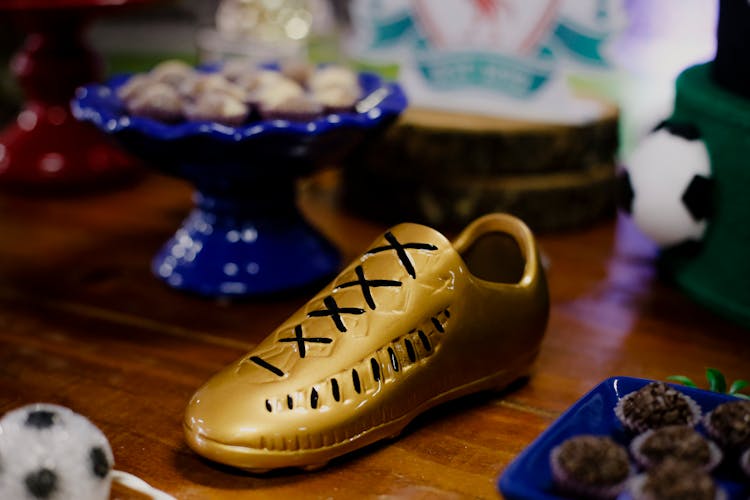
[{"left": 184, "top": 350, "right": 538, "bottom": 473}]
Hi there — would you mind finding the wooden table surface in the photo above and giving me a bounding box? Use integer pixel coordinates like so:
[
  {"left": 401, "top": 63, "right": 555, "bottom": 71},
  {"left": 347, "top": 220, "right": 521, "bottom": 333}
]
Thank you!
[{"left": 0, "top": 170, "right": 748, "bottom": 499}]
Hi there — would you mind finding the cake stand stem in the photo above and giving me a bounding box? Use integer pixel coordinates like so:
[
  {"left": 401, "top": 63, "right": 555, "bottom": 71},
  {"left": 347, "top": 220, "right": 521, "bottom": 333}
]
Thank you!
[
  {"left": 0, "top": 8, "right": 136, "bottom": 189},
  {"left": 152, "top": 186, "right": 341, "bottom": 297}
]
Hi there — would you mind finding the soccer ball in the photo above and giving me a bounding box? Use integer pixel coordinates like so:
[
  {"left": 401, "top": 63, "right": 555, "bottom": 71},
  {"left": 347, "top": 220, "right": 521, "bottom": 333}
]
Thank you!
[
  {"left": 621, "top": 121, "right": 714, "bottom": 248},
  {"left": 0, "top": 403, "right": 113, "bottom": 500}
]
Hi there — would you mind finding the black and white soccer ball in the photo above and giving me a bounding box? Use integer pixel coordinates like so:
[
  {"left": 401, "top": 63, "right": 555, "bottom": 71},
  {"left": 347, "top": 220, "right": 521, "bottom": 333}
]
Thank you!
[
  {"left": 0, "top": 403, "right": 113, "bottom": 500},
  {"left": 620, "top": 120, "right": 714, "bottom": 248}
]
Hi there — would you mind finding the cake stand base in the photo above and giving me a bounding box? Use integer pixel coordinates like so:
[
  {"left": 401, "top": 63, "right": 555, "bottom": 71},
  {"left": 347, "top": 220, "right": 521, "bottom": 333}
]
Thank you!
[{"left": 151, "top": 192, "right": 340, "bottom": 297}]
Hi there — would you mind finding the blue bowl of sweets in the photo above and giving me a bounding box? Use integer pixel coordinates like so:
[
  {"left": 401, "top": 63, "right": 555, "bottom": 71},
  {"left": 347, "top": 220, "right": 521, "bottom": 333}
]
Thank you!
[{"left": 72, "top": 60, "right": 407, "bottom": 297}]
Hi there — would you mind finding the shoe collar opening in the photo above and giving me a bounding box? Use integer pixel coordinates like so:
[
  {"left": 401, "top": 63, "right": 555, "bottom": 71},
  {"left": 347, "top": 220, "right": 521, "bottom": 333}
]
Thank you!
[{"left": 452, "top": 214, "right": 538, "bottom": 287}]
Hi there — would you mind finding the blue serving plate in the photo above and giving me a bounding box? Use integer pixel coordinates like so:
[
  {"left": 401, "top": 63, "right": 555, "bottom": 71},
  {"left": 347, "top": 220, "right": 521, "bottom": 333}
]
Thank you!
[{"left": 498, "top": 376, "right": 749, "bottom": 500}]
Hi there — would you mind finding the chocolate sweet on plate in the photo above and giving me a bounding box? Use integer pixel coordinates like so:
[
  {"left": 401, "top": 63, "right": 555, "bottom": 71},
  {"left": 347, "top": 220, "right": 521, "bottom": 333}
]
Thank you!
[
  {"left": 549, "top": 435, "right": 630, "bottom": 499},
  {"left": 627, "top": 459, "right": 726, "bottom": 500},
  {"left": 615, "top": 382, "right": 702, "bottom": 433},
  {"left": 629, "top": 425, "right": 722, "bottom": 471},
  {"left": 703, "top": 399, "right": 750, "bottom": 452}
]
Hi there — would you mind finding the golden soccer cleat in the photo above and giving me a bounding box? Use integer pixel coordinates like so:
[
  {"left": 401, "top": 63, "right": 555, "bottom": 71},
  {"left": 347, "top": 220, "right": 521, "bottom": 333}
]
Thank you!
[{"left": 184, "top": 213, "right": 549, "bottom": 471}]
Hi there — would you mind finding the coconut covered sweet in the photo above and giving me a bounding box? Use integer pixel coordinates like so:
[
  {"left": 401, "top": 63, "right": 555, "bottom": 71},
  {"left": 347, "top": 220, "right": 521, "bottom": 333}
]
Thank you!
[{"left": 117, "top": 59, "right": 362, "bottom": 126}]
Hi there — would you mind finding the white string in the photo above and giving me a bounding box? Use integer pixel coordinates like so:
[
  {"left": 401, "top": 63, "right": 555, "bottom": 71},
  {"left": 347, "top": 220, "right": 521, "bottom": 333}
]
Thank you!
[{"left": 111, "top": 470, "right": 177, "bottom": 500}]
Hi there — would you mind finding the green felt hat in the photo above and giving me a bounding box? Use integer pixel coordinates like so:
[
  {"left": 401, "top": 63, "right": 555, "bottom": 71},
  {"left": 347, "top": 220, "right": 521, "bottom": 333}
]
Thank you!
[{"left": 660, "top": 62, "right": 750, "bottom": 327}]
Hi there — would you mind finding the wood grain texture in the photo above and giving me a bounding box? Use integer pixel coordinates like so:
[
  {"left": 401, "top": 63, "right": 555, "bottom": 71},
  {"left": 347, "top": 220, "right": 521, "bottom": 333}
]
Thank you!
[
  {"left": 341, "top": 104, "right": 619, "bottom": 232},
  {"left": 0, "top": 171, "right": 748, "bottom": 499},
  {"left": 369, "top": 105, "right": 620, "bottom": 175}
]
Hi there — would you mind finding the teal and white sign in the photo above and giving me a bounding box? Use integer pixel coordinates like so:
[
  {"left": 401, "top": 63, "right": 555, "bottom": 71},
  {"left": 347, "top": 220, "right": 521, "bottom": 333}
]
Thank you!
[{"left": 348, "top": 0, "right": 624, "bottom": 122}]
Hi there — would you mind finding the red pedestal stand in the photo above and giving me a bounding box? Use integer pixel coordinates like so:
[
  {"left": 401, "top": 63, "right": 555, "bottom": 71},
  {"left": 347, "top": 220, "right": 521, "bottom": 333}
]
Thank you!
[{"left": 0, "top": 0, "right": 153, "bottom": 191}]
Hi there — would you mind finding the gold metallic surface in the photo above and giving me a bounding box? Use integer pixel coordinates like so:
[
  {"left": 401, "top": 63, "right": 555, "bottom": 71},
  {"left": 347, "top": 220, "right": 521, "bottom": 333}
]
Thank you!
[{"left": 184, "top": 213, "right": 549, "bottom": 471}]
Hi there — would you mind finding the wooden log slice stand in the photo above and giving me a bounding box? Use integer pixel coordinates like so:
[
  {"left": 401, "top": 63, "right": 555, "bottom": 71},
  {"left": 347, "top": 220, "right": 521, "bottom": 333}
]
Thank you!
[{"left": 342, "top": 100, "right": 619, "bottom": 232}]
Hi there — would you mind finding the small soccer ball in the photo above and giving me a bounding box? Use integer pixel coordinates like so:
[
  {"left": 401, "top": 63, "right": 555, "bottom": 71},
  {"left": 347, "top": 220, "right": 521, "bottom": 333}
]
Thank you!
[
  {"left": 0, "top": 403, "right": 113, "bottom": 500},
  {"left": 621, "top": 121, "right": 714, "bottom": 248}
]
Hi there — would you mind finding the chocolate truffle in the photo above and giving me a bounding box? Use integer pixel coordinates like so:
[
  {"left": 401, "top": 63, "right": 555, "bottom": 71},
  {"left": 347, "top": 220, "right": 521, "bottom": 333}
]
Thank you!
[
  {"left": 550, "top": 435, "right": 630, "bottom": 499},
  {"left": 704, "top": 399, "right": 750, "bottom": 452},
  {"left": 627, "top": 459, "right": 725, "bottom": 500},
  {"left": 630, "top": 425, "right": 722, "bottom": 471},
  {"left": 615, "top": 382, "right": 702, "bottom": 433},
  {"left": 741, "top": 448, "right": 750, "bottom": 478}
]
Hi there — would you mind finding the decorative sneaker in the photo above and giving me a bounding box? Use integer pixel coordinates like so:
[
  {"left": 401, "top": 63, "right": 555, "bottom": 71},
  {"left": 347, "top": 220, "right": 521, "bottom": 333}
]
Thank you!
[{"left": 184, "top": 213, "right": 549, "bottom": 471}]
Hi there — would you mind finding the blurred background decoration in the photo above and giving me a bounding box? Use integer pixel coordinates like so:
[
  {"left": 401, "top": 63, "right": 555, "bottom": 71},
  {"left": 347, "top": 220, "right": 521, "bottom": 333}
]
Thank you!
[
  {"left": 338, "top": 0, "right": 720, "bottom": 232},
  {"left": 619, "top": 0, "right": 750, "bottom": 329},
  {"left": 0, "top": 0, "right": 720, "bottom": 141},
  {"left": 0, "top": 0, "right": 720, "bottom": 208},
  {"left": 0, "top": 0, "right": 165, "bottom": 191},
  {"left": 197, "top": 0, "right": 339, "bottom": 64}
]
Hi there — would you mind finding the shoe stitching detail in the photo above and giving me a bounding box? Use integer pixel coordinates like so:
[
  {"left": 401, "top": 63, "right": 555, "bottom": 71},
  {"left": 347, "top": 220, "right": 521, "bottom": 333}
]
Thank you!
[
  {"left": 364, "top": 231, "right": 438, "bottom": 279},
  {"left": 277, "top": 324, "right": 332, "bottom": 359},
  {"left": 335, "top": 265, "right": 402, "bottom": 310},
  {"left": 249, "top": 356, "right": 285, "bottom": 377},
  {"left": 307, "top": 295, "right": 365, "bottom": 333},
  {"left": 240, "top": 231, "right": 439, "bottom": 374},
  {"left": 264, "top": 308, "right": 450, "bottom": 416}
]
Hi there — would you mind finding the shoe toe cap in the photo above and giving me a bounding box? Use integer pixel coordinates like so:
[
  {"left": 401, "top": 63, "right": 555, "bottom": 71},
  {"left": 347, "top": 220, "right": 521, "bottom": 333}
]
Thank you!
[{"left": 184, "top": 373, "right": 274, "bottom": 450}]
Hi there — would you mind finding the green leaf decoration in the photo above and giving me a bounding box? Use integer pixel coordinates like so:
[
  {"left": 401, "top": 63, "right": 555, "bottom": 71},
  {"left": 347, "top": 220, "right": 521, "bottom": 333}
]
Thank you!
[
  {"left": 734, "top": 393, "right": 750, "bottom": 400},
  {"left": 729, "top": 379, "right": 749, "bottom": 395},
  {"left": 706, "top": 368, "right": 727, "bottom": 394},
  {"left": 667, "top": 375, "right": 697, "bottom": 388}
]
